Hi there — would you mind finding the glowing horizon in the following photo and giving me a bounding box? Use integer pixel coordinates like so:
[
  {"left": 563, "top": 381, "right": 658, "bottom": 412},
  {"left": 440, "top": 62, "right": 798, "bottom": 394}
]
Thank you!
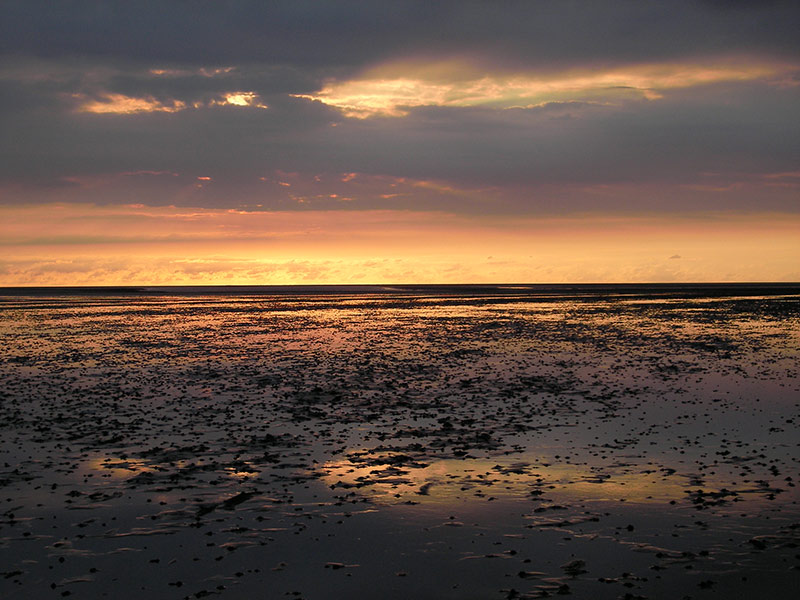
[{"left": 1, "top": 204, "right": 797, "bottom": 286}]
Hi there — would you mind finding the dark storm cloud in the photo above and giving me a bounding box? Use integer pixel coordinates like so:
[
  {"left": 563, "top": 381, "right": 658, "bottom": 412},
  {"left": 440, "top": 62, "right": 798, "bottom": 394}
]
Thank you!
[
  {"left": 0, "top": 91, "right": 339, "bottom": 182},
  {"left": 1, "top": 1, "right": 798, "bottom": 215},
  {"left": 2, "top": 72, "right": 798, "bottom": 214},
  {"left": 3, "top": 1, "right": 799, "bottom": 69},
  {"left": 283, "top": 83, "right": 800, "bottom": 188}
]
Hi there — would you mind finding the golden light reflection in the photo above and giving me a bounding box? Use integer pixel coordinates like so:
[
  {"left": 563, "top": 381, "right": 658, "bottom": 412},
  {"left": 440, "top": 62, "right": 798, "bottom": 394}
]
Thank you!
[
  {"left": 221, "top": 458, "right": 261, "bottom": 479},
  {"left": 294, "top": 58, "right": 797, "bottom": 118},
  {"left": 85, "top": 455, "right": 257, "bottom": 482},
  {"left": 87, "top": 456, "right": 154, "bottom": 479},
  {"left": 320, "top": 454, "right": 700, "bottom": 507}
]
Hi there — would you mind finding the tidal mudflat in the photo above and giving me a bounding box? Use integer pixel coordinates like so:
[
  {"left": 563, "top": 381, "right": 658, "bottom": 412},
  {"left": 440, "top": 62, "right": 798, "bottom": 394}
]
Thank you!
[{"left": 1, "top": 285, "right": 798, "bottom": 599}]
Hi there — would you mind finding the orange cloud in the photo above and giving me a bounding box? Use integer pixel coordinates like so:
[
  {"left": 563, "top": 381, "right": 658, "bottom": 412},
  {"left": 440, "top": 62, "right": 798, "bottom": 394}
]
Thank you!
[
  {"left": 295, "top": 57, "right": 798, "bottom": 117},
  {"left": 75, "top": 90, "right": 268, "bottom": 114},
  {"left": 76, "top": 93, "right": 187, "bottom": 114},
  {"left": 216, "top": 92, "right": 267, "bottom": 108}
]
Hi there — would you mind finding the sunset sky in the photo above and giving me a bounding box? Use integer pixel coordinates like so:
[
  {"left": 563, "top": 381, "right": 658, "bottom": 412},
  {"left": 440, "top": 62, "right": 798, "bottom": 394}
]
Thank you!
[{"left": 1, "top": 1, "right": 798, "bottom": 285}]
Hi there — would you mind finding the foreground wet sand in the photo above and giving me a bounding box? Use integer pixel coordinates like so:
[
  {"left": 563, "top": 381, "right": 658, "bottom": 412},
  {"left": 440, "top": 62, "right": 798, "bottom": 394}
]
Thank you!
[{"left": 1, "top": 288, "right": 798, "bottom": 599}]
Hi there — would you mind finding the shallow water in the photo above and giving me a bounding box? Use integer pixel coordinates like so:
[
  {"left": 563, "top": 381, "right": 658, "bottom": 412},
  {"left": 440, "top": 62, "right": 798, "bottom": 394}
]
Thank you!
[{"left": 1, "top": 287, "right": 799, "bottom": 599}]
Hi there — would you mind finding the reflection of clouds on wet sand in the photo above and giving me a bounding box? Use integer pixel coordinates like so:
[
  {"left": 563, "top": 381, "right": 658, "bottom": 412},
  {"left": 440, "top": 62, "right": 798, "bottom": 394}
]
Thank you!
[
  {"left": 320, "top": 454, "right": 689, "bottom": 505},
  {"left": 0, "top": 286, "right": 798, "bottom": 600},
  {"left": 321, "top": 448, "right": 796, "bottom": 515}
]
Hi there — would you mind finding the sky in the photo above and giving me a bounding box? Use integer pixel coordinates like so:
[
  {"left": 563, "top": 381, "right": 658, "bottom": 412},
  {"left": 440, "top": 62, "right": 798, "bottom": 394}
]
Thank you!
[{"left": 1, "top": 0, "right": 798, "bottom": 285}]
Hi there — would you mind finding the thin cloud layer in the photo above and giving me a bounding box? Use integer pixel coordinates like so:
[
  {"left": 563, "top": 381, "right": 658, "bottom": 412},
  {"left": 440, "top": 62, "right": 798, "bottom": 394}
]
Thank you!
[
  {"left": 3, "top": 1, "right": 799, "bottom": 67},
  {"left": 296, "top": 58, "right": 796, "bottom": 118}
]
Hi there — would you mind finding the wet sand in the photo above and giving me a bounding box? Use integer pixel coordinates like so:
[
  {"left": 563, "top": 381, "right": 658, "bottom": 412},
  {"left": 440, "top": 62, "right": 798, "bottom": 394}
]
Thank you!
[{"left": 1, "top": 286, "right": 798, "bottom": 599}]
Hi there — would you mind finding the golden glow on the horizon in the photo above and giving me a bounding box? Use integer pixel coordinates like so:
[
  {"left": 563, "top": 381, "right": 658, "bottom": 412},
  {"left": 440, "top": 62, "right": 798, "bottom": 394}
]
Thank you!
[
  {"left": 295, "top": 58, "right": 796, "bottom": 117},
  {"left": 0, "top": 203, "right": 797, "bottom": 286}
]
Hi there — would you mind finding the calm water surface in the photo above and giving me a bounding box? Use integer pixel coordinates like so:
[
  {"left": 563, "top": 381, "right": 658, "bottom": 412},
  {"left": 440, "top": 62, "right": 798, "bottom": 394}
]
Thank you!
[{"left": 1, "top": 285, "right": 798, "bottom": 599}]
